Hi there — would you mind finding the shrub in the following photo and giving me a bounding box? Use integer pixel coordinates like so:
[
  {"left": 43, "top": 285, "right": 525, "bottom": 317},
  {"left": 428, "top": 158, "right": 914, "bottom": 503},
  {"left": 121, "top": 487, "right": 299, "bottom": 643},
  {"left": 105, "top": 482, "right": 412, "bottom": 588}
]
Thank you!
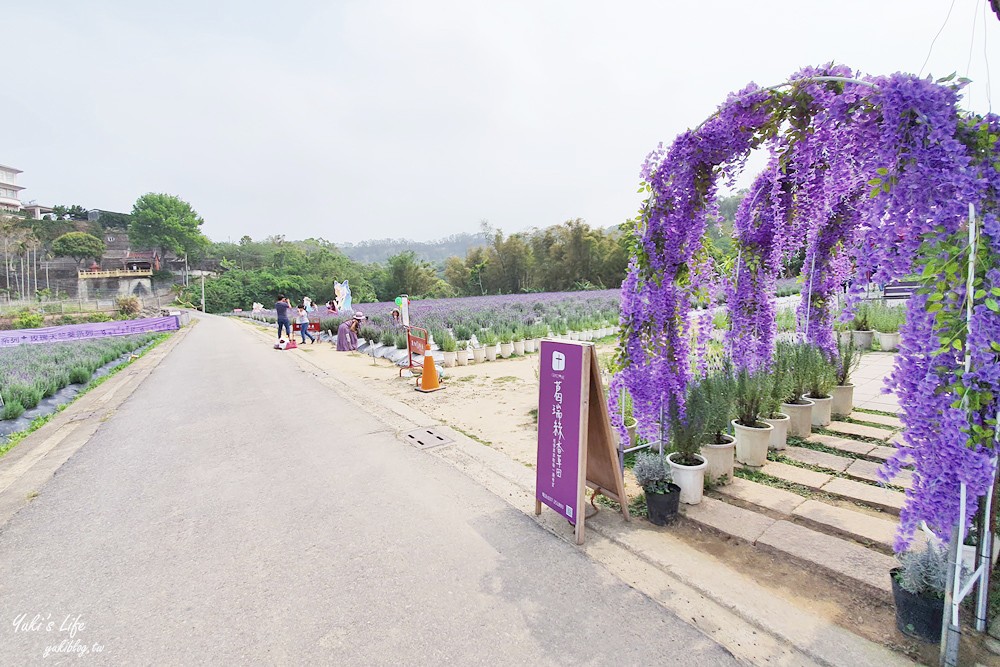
[
  {"left": 83, "top": 312, "right": 113, "bottom": 323},
  {"left": 68, "top": 365, "right": 91, "bottom": 384},
  {"left": 2, "top": 400, "right": 24, "bottom": 420},
  {"left": 438, "top": 332, "right": 457, "bottom": 352},
  {"left": 835, "top": 335, "right": 862, "bottom": 386},
  {"left": 733, "top": 368, "right": 771, "bottom": 428},
  {"left": 850, "top": 302, "right": 873, "bottom": 331},
  {"left": 632, "top": 451, "right": 673, "bottom": 494},
  {"left": 869, "top": 302, "right": 906, "bottom": 334},
  {"left": 895, "top": 542, "right": 948, "bottom": 598},
  {"left": 116, "top": 296, "right": 141, "bottom": 318},
  {"left": 12, "top": 309, "right": 44, "bottom": 329},
  {"left": 806, "top": 348, "right": 837, "bottom": 399},
  {"left": 701, "top": 365, "right": 736, "bottom": 441}
]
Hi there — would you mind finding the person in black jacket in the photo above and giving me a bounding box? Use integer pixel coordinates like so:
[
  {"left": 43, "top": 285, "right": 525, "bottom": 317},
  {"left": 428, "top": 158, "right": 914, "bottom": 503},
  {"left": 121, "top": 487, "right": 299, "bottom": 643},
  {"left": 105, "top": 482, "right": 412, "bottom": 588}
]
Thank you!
[{"left": 274, "top": 295, "right": 292, "bottom": 340}]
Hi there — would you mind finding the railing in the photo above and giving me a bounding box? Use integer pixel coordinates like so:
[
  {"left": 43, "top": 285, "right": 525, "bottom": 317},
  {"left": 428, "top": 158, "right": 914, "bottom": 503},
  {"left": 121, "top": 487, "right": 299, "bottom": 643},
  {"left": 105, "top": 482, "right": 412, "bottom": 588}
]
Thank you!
[{"left": 77, "top": 269, "right": 153, "bottom": 279}]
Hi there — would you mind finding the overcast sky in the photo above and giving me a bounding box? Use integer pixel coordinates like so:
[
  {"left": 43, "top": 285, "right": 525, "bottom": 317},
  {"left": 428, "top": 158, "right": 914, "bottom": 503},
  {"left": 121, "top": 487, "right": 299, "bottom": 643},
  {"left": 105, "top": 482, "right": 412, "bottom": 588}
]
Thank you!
[{"left": 5, "top": 1, "right": 998, "bottom": 244}]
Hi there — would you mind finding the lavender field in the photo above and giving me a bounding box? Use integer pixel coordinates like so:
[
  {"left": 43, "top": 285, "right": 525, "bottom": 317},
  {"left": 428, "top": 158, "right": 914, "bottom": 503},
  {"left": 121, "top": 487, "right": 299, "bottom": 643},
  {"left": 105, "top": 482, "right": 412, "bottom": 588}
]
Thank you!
[{"left": 0, "top": 334, "right": 160, "bottom": 422}]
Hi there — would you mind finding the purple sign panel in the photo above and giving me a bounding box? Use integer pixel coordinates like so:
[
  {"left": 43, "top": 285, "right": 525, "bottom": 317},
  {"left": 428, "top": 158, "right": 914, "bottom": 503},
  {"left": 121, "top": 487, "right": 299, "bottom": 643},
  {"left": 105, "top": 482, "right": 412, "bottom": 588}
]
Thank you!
[
  {"left": 536, "top": 340, "right": 584, "bottom": 524},
  {"left": 0, "top": 316, "right": 180, "bottom": 348}
]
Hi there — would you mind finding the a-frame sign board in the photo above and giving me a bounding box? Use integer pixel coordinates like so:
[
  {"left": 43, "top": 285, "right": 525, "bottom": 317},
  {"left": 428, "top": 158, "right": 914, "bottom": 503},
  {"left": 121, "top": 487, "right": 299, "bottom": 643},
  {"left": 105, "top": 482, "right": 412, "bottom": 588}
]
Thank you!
[{"left": 535, "top": 339, "right": 630, "bottom": 544}]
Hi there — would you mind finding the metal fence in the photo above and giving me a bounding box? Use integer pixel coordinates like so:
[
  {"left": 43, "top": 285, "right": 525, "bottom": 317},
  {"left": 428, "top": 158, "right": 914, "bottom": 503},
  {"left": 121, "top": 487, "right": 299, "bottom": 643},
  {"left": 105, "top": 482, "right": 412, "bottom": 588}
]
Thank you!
[{"left": 0, "top": 289, "right": 175, "bottom": 315}]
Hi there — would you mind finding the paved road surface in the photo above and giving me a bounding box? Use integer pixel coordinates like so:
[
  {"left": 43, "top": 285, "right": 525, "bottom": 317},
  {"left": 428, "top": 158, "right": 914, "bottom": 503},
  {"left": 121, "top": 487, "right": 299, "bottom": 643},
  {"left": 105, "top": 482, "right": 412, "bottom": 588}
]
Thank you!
[{"left": 0, "top": 315, "right": 737, "bottom": 665}]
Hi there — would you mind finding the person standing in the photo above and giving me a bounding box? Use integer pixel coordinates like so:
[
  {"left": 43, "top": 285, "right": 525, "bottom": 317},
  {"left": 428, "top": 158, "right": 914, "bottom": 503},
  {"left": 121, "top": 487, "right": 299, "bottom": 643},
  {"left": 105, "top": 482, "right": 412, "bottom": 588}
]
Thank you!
[
  {"left": 296, "top": 305, "right": 316, "bottom": 344},
  {"left": 274, "top": 295, "right": 292, "bottom": 341}
]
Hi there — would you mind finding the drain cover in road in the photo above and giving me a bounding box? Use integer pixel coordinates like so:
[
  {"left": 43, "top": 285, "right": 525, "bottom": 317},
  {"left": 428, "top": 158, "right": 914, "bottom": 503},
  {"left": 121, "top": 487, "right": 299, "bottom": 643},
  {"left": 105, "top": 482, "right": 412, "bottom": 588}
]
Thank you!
[{"left": 403, "top": 427, "right": 454, "bottom": 450}]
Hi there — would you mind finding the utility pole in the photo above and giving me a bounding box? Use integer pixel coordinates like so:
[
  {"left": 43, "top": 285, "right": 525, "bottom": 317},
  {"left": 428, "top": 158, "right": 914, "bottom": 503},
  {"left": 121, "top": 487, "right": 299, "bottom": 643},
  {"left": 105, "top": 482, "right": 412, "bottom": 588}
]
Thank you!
[{"left": 200, "top": 271, "right": 205, "bottom": 312}]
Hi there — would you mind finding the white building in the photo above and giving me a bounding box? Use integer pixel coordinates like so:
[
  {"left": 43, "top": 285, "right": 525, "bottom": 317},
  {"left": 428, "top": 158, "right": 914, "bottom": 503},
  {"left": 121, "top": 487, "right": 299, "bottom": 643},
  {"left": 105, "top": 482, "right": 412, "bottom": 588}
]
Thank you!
[{"left": 0, "top": 164, "right": 24, "bottom": 212}]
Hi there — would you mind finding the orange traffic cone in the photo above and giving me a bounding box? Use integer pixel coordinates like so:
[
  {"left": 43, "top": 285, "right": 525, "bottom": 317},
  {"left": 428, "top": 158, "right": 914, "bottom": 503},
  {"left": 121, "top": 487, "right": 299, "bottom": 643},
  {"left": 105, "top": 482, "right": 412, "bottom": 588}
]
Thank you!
[{"left": 415, "top": 355, "right": 445, "bottom": 393}]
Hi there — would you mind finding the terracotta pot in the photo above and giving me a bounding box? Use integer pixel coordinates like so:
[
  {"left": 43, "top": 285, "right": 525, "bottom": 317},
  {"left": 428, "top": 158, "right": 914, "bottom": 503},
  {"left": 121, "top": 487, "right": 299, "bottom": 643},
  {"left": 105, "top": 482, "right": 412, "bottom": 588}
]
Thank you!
[
  {"left": 700, "top": 434, "right": 735, "bottom": 485},
  {"left": 667, "top": 453, "right": 706, "bottom": 505},
  {"left": 733, "top": 419, "right": 772, "bottom": 467},
  {"left": 782, "top": 399, "right": 815, "bottom": 437},
  {"left": 878, "top": 331, "right": 901, "bottom": 351},
  {"left": 809, "top": 395, "right": 832, "bottom": 426},
  {"left": 831, "top": 384, "right": 854, "bottom": 417},
  {"left": 763, "top": 413, "right": 789, "bottom": 450},
  {"left": 852, "top": 330, "right": 875, "bottom": 350}
]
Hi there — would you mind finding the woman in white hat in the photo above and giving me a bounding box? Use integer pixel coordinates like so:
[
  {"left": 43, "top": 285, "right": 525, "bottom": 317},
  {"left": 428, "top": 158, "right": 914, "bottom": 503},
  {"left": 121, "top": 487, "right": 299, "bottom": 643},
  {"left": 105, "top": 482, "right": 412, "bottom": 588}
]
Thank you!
[{"left": 336, "top": 311, "right": 365, "bottom": 351}]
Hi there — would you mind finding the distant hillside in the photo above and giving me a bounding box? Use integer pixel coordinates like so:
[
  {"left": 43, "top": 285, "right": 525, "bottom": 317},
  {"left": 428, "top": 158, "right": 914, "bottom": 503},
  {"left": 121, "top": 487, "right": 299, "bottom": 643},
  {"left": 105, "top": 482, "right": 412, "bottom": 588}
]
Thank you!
[{"left": 338, "top": 232, "right": 489, "bottom": 264}]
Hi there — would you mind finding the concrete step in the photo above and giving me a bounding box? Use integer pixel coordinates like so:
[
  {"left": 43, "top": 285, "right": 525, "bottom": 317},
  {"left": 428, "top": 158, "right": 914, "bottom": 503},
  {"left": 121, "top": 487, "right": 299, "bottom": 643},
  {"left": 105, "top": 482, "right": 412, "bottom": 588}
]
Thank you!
[
  {"left": 782, "top": 446, "right": 851, "bottom": 472},
  {"left": 682, "top": 496, "right": 776, "bottom": 542},
  {"left": 790, "top": 499, "right": 916, "bottom": 554},
  {"left": 756, "top": 520, "right": 895, "bottom": 603},
  {"left": 681, "top": 497, "right": 895, "bottom": 603},
  {"left": 850, "top": 411, "right": 902, "bottom": 429},
  {"left": 806, "top": 433, "right": 874, "bottom": 456},
  {"left": 821, "top": 478, "right": 906, "bottom": 515},
  {"left": 760, "top": 461, "right": 833, "bottom": 489},
  {"left": 845, "top": 458, "right": 913, "bottom": 490},
  {"left": 760, "top": 460, "right": 908, "bottom": 515},
  {"left": 826, "top": 421, "right": 895, "bottom": 441},
  {"left": 714, "top": 477, "right": 806, "bottom": 515}
]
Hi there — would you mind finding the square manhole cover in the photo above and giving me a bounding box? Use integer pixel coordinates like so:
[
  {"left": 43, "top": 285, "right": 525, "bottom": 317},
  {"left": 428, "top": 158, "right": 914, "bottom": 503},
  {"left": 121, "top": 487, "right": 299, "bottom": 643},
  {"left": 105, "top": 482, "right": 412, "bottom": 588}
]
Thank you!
[{"left": 403, "top": 427, "right": 454, "bottom": 450}]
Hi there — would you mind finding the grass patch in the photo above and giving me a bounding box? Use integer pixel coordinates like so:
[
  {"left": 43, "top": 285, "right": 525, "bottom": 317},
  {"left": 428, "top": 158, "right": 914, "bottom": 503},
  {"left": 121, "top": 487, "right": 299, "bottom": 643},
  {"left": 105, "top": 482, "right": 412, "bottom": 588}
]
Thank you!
[
  {"left": 0, "top": 332, "right": 171, "bottom": 459},
  {"left": 456, "top": 376, "right": 475, "bottom": 382},
  {"left": 592, "top": 490, "right": 648, "bottom": 518},
  {"left": 493, "top": 376, "right": 519, "bottom": 383},
  {"left": 853, "top": 407, "right": 898, "bottom": 417},
  {"left": 528, "top": 408, "right": 538, "bottom": 423},
  {"left": 766, "top": 447, "right": 906, "bottom": 493},
  {"left": 813, "top": 426, "right": 888, "bottom": 446},
  {"left": 840, "top": 415, "right": 901, "bottom": 430},
  {"left": 787, "top": 435, "right": 884, "bottom": 463},
  {"left": 452, "top": 425, "right": 492, "bottom": 447}
]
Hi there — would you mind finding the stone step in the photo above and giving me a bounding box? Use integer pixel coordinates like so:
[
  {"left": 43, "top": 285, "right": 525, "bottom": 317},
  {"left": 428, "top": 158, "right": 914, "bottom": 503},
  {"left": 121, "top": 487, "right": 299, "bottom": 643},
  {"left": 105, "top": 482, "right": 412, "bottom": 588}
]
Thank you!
[
  {"left": 827, "top": 420, "right": 895, "bottom": 441},
  {"left": 821, "top": 478, "right": 906, "bottom": 515},
  {"left": 806, "top": 433, "right": 874, "bottom": 456},
  {"left": 850, "top": 411, "right": 902, "bottom": 429},
  {"left": 867, "top": 445, "right": 898, "bottom": 462},
  {"left": 718, "top": 478, "right": 913, "bottom": 554},
  {"left": 783, "top": 446, "right": 851, "bottom": 472},
  {"left": 714, "top": 477, "right": 806, "bottom": 515},
  {"left": 845, "top": 458, "right": 914, "bottom": 490},
  {"left": 756, "top": 520, "right": 895, "bottom": 603},
  {"left": 790, "top": 499, "right": 917, "bottom": 554},
  {"left": 759, "top": 460, "right": 833, "bottom": 489},
  {"left": 681, "top": 496, "right": 776, "bottom": 543}
]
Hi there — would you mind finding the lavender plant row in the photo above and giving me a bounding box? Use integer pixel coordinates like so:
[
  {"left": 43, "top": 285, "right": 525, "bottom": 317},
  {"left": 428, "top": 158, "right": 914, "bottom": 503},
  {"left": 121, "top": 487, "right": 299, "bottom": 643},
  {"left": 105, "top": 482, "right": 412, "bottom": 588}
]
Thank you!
[{"left": 0, "top": 334, "right": 159, "bottom": 421}]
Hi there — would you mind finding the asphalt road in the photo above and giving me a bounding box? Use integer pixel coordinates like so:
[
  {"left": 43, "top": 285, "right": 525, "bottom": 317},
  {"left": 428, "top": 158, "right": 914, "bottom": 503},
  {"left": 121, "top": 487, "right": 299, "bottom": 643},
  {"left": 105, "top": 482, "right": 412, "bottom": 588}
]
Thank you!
[{"left": 0, "top": 314, "right": 738, "bottom": 666}]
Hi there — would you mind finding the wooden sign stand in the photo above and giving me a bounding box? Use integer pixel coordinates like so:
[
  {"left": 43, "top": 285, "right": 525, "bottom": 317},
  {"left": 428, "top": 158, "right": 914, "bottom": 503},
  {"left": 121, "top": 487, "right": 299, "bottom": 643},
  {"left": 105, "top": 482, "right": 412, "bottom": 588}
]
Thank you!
[{"left": 535, "top": 341, "right": 630, "bottom": 545}]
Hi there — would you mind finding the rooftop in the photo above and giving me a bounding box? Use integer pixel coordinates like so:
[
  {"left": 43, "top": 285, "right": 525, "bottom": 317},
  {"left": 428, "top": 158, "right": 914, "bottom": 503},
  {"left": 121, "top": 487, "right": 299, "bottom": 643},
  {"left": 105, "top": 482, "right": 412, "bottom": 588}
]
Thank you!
[{"left": 0, "top": 164, "right": 23, "bottom": 174}]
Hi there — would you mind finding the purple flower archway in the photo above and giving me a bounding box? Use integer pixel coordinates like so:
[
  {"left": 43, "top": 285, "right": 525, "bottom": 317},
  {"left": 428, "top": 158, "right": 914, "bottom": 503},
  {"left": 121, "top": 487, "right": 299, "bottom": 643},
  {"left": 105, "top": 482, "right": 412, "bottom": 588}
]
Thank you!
[{"left": 612, "top": 64, "right": 1000, "bottom": 549}]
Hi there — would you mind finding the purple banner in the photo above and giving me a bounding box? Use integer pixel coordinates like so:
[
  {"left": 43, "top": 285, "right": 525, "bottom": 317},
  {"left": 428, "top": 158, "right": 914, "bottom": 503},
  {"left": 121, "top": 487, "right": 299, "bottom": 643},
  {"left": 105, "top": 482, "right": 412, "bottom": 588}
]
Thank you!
[
  {"left": 0, "top": 316, "right": 179, "bottom": 348},
  {"left": 536, "top": 340, "right": 584, "bottom": 524}
]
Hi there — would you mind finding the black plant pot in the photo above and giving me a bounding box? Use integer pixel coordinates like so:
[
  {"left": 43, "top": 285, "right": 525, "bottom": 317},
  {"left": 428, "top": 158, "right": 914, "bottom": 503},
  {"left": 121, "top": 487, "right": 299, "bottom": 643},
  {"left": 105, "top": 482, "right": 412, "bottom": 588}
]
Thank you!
[
  {"left": 646, "top": 484, "right": 681, "bottom": 526},
  {"left": 890, "top": 568, "right": 944, "bottom": 643}
]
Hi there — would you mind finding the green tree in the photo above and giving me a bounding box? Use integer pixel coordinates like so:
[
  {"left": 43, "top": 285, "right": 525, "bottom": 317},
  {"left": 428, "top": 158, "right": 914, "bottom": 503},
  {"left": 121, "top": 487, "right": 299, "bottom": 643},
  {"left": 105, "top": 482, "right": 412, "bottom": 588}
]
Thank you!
[
  {"left": 129, "top": 193, "right": 209, "bottom": 258},
  {"left": 378, "top": 250, "right": 441, "bottom": 300},
  {"left": 51, "top": 232, "right": 105, "bottom": 267},
  {"left": 51, "top": 204, "right": 89, "bottom": 221}
]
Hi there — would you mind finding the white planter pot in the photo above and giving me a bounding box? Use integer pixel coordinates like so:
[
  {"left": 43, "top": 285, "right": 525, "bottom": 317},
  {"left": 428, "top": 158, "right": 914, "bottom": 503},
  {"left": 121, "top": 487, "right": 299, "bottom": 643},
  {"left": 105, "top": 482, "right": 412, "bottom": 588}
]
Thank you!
[
  {"left": 524, "top": 339, "right": 538, "bottom": 353},
  {"left": 472, "top": 347, "right": 486, "bottom": 364},
  {"left": 626, "top": 420, "right": 638, "bottom": 448},
  {"left": 442, "top": 351, "right": 457, "bottom": 368},
  {"left": 569, "top": 332, "right": 579, "bottom": 341},
  {"left": 456, "top": 350, "right": 469, "bottom": 366},
  {"left": 831, "top": 384, "right": 854, "bottom": 417},
  {"left": 667, "top": 452, "right": 706, "bottom": 505},
  {"left": 851, "top": 330, "right": 875, "bottom": 350},
  {"left": 837, "top": 330, "right": 852, "bottom": 345},
  {"left": 808, "top": 395, "right": 832, "bottom": 426},
  {"left": 733, "top": 419, "right": 773, "bottom": 467},
  {"left": 513, "top": 340, "right": 525, "bottom": 355},
  {"left": 485, "top": 345, "right": 497, "bottom": 361},
  {"left": 763, "top": 413, "right": 789, "bottom": 450},
  {"left": 700, "top": 434, "right": 735, "bottom": 486},
  {"left": 499, "top": 342, "right": 514, "bottom": 358},
  {"left": 877, "top": 331, "right": 901, "bottom": 351},
  {"left": 782, "top": 399, "right": 814, "bottom": 437}
]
